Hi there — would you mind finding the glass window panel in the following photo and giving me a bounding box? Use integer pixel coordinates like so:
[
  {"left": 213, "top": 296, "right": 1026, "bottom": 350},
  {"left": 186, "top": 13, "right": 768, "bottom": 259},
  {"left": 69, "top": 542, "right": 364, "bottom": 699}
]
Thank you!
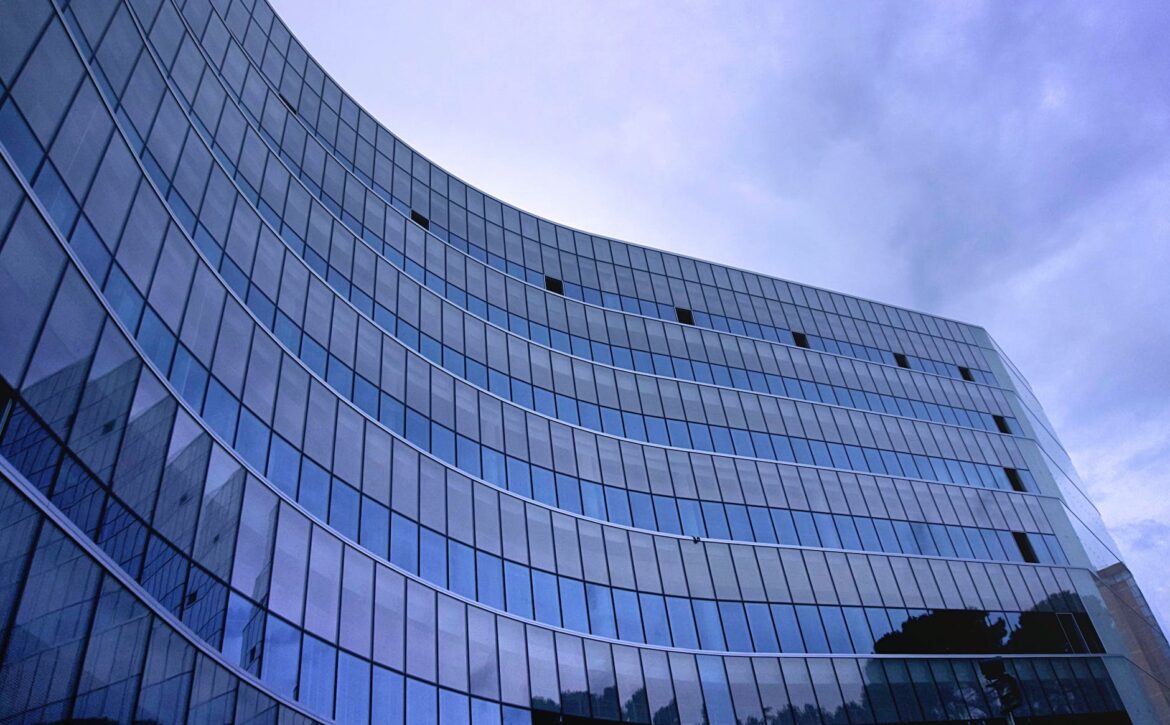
[
  {"left": 719, "top": 601, "right": 753, "bottom": 652},
  {"left": 504, "top": 562, "right": 533, "bottom": 619},
  {"left": 640, "top": 594, "right": 671, "bottom": 646},
  {"left": 262, "top": 614, "right": 300, "bottom": 700},
  {"left": 752, "top": 658, "right": 795, "bottom": 725},
  {"left": 613, "top": 588, "right": 644, "bottom": 643},
  {"left": 526, "top": 626, "right": 559, "bottom": 712},
  {"left": 556, "top": 633, "right": 590, "bottom": 717},
  {"left": 780, "top": 658, "right": 818, "bottom": 723},
  {"left": 695, "top": 656, "right": 737, "bottom": 725},
  {"left": 821, "top": 606, "right": 853, "bottom": 653},
  {"left": 693, "top": 599, "right": 726, "bottom": 651},
  {"left": 406, "top": 677, "right": 438, "bottom": 725},
  {"left": 299, "top": 634, "right": 337, "bottom": 719},
  {"left": 796, "top": 605, "right": 829, "bottom": 653},
  {"left": 497, "top": 618, "right": 529, "bottom": 707},
  {"left": 613, "top": 645, "right": 650, "bottom": 723},
  {"left": 746, "top": 603, "right": 779, "bottom": 652},
  {"left": 335, "top": 652, "right": 371, "bottom": 725},
  {"left": 532, "top": 569, "right": 560, "bottom": 627}
]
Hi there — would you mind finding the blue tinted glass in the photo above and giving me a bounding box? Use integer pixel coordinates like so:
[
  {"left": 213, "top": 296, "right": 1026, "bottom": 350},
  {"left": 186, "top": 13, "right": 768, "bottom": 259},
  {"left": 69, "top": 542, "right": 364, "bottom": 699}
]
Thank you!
[
  {"left": 719, "top": 602, "right": 753, "bottom": 651},
  {"left": 449, "top": 541, "right": 476, "bottom": 600},
  {"left": 299, "top": 459, "right": 331, "bottom": 523},
  {"left": 726, "top": 505, "right": 753, "bottom": 540},
  {"left": 504, "top": 562, "right": 533, "bottom": 619},
  {"left": 586, "top": 584, "right": 616, "bottom": 639},
  {"left": 555, "top": 474, "right": 581, "bottom": 514},
  {"left": 406, "top": 678, "right": 437, "bottom": 725},
  {"left": 701, "top": 502, "right": 730, "bottom": 539},
  {"left": 773, "top": 604, "right": 804, "bottom": 652},
  {"left": 471, "top": 698, "right": 501, "bottom": 725},
  {"left": 678, "top": 499, "right": 706, "bottom": 537},
  {"left": 820, "top": 606, "right": 853, "bottom": 653},
  {"left": 695, "top": 656, "right": 736, "bottom": 725},
  {"left": 630, "top": 492, "right": 656, "bottom": 530},
  {"left": 746, "top": 603, "right": 779, "bottom": 652},
  {"left": 440, "top": 689, "right": 469, "bottom": 725},
  {"left": 532, "top": 467, "right": 556, "bottom": 507},
  {"left": 360, "top": 498, "right": 389, "bottom": 558},
  {"left": 266, "top": 434, "right": 300, "bottom": 497},
  {"left": 262, "top": 614, "right": 300, "bottom": 699},
  {"left": 844, "top": 607, "right": 874, "bottom": 653},
  {"left": 748, "top": 507, "right": 776, "bottom": 543},
  {"left": 476, "top": 552, "right": 504, "bottom": 610},
  {"left": 559, "top": 578, "right": 588, "bottom": 633},
  {"left": 420, "top": 527, "right": 447, "bottom": 587},
  {"left": 532, "top": 570, "right": 560, "bottom": 626},
  {"left": 653, "top": 495, "right": 681, "bottom": 535},
  {"left": 329, "top": 480, "right": 359, "bottom": 540},
  {"left": 793, "top": 511, "right": 820, "bottom": 546},
  {"left": 693, "top": 600, "right": 726, "bottom": 650},
  {"left": 613, "top": 589, "right": 644, "bottom": 643},
  {"left": 202, "top": 379, "right": 239, "bottom": 442},
  {"left": 796, "top": 605, "right": 829, "bottom": 653},
  {"left": 580, "top": 481, "right": 606, "bottom": 519},
  {"left": 814, "top": 513, "right": 841, "bottom": 548},
  {"left": 666, "top": 596, "right": 698, "bottom": 649},
  {"left": 390, "top": 513, "right": 419, "bottom": 574},
  {"left": 299, "top": 634, "right": 337, "bottom": 718},
  {"left": 336, "top": 652, "right": 371, "bottom": 725},
  {"left": 640, "top": 594, "right": 671, "bottom": 646},
  {"left": 604, "top": 487, "right": 631, "bottom": 526}
]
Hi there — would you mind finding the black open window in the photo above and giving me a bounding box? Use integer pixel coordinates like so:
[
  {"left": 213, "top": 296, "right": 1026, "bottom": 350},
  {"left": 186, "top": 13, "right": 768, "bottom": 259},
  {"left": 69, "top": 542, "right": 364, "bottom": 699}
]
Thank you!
[
  {"left": 1004, "top": 467, "right": 1026, "bottom": 492},
  {"left": 894, "top": 353, "right": 910, "bottom": 369},
  {"left": 409, "top": 210, "right": 430, "bottom": 230},
  {"left": 993, "top": 415, "right": 1013, "bottom": 434},
  {"left": 278, "top": 92, "right": 297, "bottom": 113},
  {"left": 544, "top": 276, "right": 564, "bottom": 295},
  {"left": 792, "top": 332, "right": 810, "bottom": 349},
  {"left": 1013, "top": 532, "right": 1039, "bottom": 563},
  {"left": 675, "top": 307, "right": 695, "bottom": 325},
  {"left": 958, "top": 366, "right": 976, "bottom": 382}
]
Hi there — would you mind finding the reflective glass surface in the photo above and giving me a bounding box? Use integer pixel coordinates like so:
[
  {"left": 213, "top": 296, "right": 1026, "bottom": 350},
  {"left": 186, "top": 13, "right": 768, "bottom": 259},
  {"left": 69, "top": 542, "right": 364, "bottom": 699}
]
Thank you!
[{"left": 0, "top": 0, "right": 1162, "bottom": 721}]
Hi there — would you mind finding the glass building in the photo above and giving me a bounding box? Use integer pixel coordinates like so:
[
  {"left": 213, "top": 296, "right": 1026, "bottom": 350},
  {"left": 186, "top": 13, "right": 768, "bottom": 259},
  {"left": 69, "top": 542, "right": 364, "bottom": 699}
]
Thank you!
[{"left": 0, "top": 0, "right": 1167, "bottom": 722}]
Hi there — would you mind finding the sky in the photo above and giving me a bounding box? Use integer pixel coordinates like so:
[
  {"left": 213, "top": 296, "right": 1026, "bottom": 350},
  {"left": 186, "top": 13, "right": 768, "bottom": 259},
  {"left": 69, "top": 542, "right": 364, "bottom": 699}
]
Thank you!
[{"left": 273, "top": 0, "right": 1170, "bottom": 634}]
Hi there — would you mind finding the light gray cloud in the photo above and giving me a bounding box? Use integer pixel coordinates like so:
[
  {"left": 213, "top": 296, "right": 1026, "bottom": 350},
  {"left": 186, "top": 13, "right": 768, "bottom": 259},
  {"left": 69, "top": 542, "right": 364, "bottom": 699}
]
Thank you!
[{"left": 275, "top": 0, "right": 1170, "bottom": 632}]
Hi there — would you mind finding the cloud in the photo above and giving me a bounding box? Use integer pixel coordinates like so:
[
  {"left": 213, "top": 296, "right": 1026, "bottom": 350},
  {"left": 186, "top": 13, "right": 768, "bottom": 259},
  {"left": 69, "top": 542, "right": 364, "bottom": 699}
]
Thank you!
[{"left": 274, "top": 0, "right": 1170, "bottom": 633}]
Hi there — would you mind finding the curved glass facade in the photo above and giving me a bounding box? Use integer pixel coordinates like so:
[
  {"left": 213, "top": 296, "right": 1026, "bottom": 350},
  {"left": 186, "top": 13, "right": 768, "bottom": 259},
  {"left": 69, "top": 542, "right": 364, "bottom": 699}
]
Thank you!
[{"left": 0, "top": 0, "right": 1165, "bottom": 722}]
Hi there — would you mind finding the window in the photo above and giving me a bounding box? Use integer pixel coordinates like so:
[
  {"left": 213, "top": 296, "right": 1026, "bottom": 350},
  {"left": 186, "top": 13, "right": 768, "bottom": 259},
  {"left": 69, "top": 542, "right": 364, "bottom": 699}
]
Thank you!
[
  {"left": 993, "top": 415, "right": 1012, "bottom": 434},
  {"left": 278, "top": 92, "right": 297, "bottom": 113},
  {"left": 1004, "top": 467, "right": 1026, "bottom": 492},
  {"left": 1013, "top": 532, "right": 1039, "bottom": 563},
  {"left": 792, "top": 331, "right": 810, "bottom": 349},
  {"left": 958, "top": 366, "right": 975, "bottom": 382},
  {"left": 409, "top": 210, "right": 430, "bottom": 230},
  {"left": 544, "top": 275, "right": 564, "bottom": 295},
  {"left": 675, "top": 307, "right": 695, "bottom": 325},
  {"left": 894, "top": 353, "right": 910, "bottom": 369}
]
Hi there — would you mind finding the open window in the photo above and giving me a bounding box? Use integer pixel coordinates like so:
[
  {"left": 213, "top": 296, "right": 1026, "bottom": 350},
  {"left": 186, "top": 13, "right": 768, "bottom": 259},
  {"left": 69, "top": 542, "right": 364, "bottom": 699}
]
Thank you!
[
  {"left": 792, "top": 332, "right": 810, "bottom": 349},
  {"left": 993, "top": 415, "right": 1012, "bottom": 434},
  {"left": 1004, "top": 467, "right": 1026, "bottom": 492},
  {"left": 1013, "top": 532, "right": 1039, "bottom": 563},
  {"left": 894, "top": 353, "right": 910, "bottom": 369},
  {"left": 409, "top": 210, "right": 430, "bottom": 230},
  {"left": 277, "top": 91, "right": 297, "bottom": 113},
  {"left": 675, "top": 307, "right": 695, "bottom": 325},
  {"left": 958, "top": 366, "right": 975, "bottom": 382},
  {"left": 544, "top": 275, "right": 564, "bottom": 295}
]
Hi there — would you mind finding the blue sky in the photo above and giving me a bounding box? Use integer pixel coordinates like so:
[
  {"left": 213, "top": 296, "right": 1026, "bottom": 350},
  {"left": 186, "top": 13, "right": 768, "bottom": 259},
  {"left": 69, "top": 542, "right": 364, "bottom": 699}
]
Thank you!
[{"left": 274, "top": 0, "right": 1170, "bottom": 632}]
